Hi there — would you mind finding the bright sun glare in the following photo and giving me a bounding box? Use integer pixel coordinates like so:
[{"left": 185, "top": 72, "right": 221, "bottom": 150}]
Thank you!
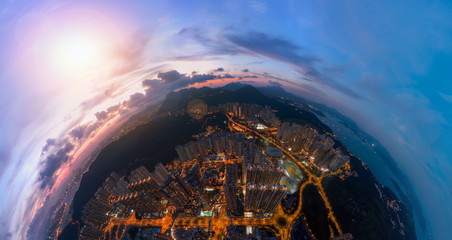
[
  {"left": 52, "top": 31, "right": 106, "bottom": 73},
  {"left": 17, "top": 9, "right": 123, "bottom": 83}
]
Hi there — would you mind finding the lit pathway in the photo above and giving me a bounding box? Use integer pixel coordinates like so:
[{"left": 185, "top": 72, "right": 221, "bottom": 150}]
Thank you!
[
  {"left": 104, "top": 114, "right": 343, "bottom": 239},
  {"left": 226, "top": 114, "right": 343, "bottom": 237}
]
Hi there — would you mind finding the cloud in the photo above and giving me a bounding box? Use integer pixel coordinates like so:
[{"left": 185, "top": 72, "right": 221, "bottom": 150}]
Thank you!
[
  {"left": 215, "top": 67, "right": 224, "bottom": 72},
  {"left": 108, "top": 29, "right": 151, "bottom": 78},
  {"left": 219, "top": 73, "right": 234, "bottom": 79},
  {"left": 269, "top": 80, "right": 282, "bottom": 87},
  {"left": 39, "top": 142, "right": 74, "bottom": 183},
  {"left": 128, "top": 93, "right": 146, "bottom": 108},
  {"left": 143, "top": 70, "right": 235, "bottom": 94},
  {"left": 94, "top": 103, "right": 122, "bottom": 121},
  {"left": 38, "top": 102, "right": 127, "bottom": 190},
  {"left": 157, "top": 70, "right": 186, "bottom": 83},
  {"left": 177, "top": 28, "right": 365, "bottom": 100},
  {"left": 2, "top": 2, "right": 449, "bottom": 239},
  {"left": 250, "top": 0, "right": 267, "bottom": 14},
  {"left": 238, "top": 75, "right": 258, "bottom": 80},
  {"left": 439, "top": 92, "right": 452, "bottom": 103},
  {"left": 226, "top": 31, "right": 366, "bottom": 100},
  {"left": 95, "top": 111, "right": 109, "bottom": 121},
  {"left": 0, "top": 222, "right": 11, "bottom": 240},
  {"left": 69, "top": 126, "right": 86, "bottom": 140},
  {"left": 226, "top": 31, "right": 318, "bottom": 66},
  {"left": 41, "top": 139, "right": 57, "bottom": 153},
  {"left": 191, "top": 74, "right": 217, "bottom": 82},
  {"left": 32, "top": 66, "right": 241, "bottom": 225},
  {"left": 142, "top": 79, "right": 161, "bottom": 88},
  {"left": 252, "top": 72, "right": 326, "bottom": 97}
]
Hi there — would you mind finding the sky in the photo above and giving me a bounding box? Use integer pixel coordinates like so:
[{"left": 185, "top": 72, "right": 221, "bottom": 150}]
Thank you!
[{"left": 0, "top": 0, "right": 451, "bottom": 239}]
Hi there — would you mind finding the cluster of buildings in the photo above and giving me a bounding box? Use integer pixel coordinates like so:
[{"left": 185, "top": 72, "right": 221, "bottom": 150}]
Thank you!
[
  {"left": 78, "top": 102, "right": 352, "bottom": 239},
  {"left": 175, "top": 131, "right": 246, "bottom": 162},
  {"left": 79, "top": 162, "right": 205, "bottom": 239},
  {"left": 176, "top": 129, "right": 288, "bottom": 216},
  {"left": 244, "top": 182, "right": 286, "bottom": 214},
  {"left": 214, "top": 102, "right": 280, "bottom": 127},
  {"left": 79, "top": 133, "right": 289, "bottom": 239},
  {"left": 173, "top": 227, "right": 209, "bottom": 240},
  {"left": 238, "top": 140, "right": 287, "bottom": 215},
  {"left": 276, "top": 122, "right": 349, "bottom": 171}
]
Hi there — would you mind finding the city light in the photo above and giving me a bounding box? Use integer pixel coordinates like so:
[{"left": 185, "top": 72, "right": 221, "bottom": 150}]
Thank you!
[{"left": 75, "top": 102, "right": 351, "bottom": 239}]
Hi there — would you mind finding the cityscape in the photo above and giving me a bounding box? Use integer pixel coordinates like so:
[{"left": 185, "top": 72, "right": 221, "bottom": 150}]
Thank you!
[
  {"left": 76, "top": 102, "right": 355, "bottom": 240},
  {"left": 1, "top": 1, "right": 451, "bottom": 240}
]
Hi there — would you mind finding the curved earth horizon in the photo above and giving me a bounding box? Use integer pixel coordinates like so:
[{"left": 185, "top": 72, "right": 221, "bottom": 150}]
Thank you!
[{"left": 0, "top": 1, "right": 451, "bottom": 240}]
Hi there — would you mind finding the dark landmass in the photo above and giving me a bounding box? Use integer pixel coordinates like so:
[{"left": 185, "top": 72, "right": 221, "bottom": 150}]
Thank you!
[
  {"left": 289, "top": 215, "right": 315, "bottom": 240},
  {"left": 301, "top": 184, "right": 330, "bottom": 240},
  {"left": 282, "top": 191, "right": 300, "bottom": 214},
  {"left": 322, "top": 156, "right": 416, "bottom": 240},
  {"left": 60, "top": 84, "right": 416, "bottom": 240}
]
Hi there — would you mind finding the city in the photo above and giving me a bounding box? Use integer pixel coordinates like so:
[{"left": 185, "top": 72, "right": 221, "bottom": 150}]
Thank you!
[
  {"left": 2, "top": 1, "right": 445, "bottom": 239},
  {"left": 78, "top": 102, "right": 354, "bottom": 240}
]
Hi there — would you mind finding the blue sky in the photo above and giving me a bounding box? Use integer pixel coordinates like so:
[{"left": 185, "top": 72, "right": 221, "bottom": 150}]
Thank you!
[{"left": 0, "top": 0, "right": 451, "bottom": 239}]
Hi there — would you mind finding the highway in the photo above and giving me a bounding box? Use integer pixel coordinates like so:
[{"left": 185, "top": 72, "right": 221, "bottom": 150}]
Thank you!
[
  {"left": 226, "top": 113, "right": 343, "bottom": 237},
  {"left": 105, "top": 114, "right": 344, "bottom": 239}
]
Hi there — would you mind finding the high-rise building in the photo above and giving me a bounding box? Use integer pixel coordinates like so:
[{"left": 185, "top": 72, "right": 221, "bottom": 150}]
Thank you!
[
  {"left": 260, "top": 184, "right": 278, "bottom": 212},
  {"left": 244, "top": 163, "right": 283, "bottom": 186},
  {"left": 244, "top": 182, "right": 256, "bottom": 211},
  {"left": 224, "top": 184, "right": 237, "bottom": 211},
  {"left": 252, "top": 183, "right": 266, "bottom": 210},
  {"left": 176, "top": 145, "right": 189, "bottom": 162},
  {"left": 116, "top": 191, "right": 164, "bottom": 216},
  {"left": 152, "top": 163, "right": 170, "bottom": 186},
  {"left": 226, "top": 164, "right": 238, "bottom": 185},
  {"left": 276, "top": 123, "right": 349, "bottom": 171},
  {"left": 184, "top": 165, "right": 208, "bottom": 207},
  {"left": 266, "top": 184, "right": 287, "bottom": 213},
  {"left": 159, "top": 177, "right": 192, "bottom": 209},
  {"left": 244, "top": 182, "right": 287, "bottom": 213}
]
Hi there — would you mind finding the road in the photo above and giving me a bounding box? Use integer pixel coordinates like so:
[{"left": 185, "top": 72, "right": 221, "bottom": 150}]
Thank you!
[
  {"left": 105, "top": 114, "right": 344, "bottom": 239},
  {"left": 226, "top": 113, "right": 343, "bottom": 237}
]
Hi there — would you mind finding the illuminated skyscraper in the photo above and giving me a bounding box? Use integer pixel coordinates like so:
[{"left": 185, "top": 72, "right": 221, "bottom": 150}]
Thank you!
[{"left": 244, "top": 182, "right": 256, "bottom": 211}]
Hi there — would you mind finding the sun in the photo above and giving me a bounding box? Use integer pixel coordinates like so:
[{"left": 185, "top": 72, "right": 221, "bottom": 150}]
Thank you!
[
  {"left": 59, "top": 37, "right": 98, "bottom": 67},
  {"left": 50, "top": 29, "right": 108, "bottom": 76},
  {"left": 18, "top": 9, "right": 125, "bottom": 82}
]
